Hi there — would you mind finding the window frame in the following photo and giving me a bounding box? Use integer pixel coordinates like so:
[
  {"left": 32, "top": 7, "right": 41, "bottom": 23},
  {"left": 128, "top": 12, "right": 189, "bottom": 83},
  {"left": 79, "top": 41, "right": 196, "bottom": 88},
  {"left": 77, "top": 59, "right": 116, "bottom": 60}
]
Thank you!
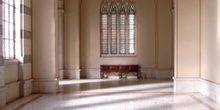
[
  {"left": 2, "top": 0, "right": 21, "bottom": 60},
  {"left": 100, "top": 0, "right": 136, "bottom": 57}
]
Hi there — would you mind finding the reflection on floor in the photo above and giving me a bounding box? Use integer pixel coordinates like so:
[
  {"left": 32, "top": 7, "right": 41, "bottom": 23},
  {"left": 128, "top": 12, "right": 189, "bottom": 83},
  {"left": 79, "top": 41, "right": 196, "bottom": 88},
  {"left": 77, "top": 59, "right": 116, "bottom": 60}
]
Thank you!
[{"left": 2, "top": 79, "right": 220, "bottom": 110}]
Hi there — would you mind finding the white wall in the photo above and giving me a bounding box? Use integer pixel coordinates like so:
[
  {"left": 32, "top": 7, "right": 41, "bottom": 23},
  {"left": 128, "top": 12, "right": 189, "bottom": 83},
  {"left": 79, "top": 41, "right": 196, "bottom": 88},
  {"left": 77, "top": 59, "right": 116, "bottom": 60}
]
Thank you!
[{"left": 201, "top": 0, "right": 220, "bottom": 85}]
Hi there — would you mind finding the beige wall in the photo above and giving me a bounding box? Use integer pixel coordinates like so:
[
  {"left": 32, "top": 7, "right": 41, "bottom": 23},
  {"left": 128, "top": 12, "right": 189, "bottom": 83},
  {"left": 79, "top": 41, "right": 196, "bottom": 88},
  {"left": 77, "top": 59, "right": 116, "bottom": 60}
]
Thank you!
[
  {"left": 64, "top": 0, "right": 81, "bottom": 70},
  {"left": 81, "top": 0, "right": 101, "bottom": 69},
  {"left": 32, "top": 0, "right": 58, "bottom": 78},
  {"left": 136, "top": 0, "right": 156, "bottom": 68},
  {"left": 175, "top": 0, "right": 201, "bottom": 78},
  {"left": 158, "top": 0, "right": 173, "bottom": 69},
  {"left": 201, "top": 0, "right": 220, "bottom": 84},
  {"left": 79, "top": 0, "right": 173, "bottom": 70}
]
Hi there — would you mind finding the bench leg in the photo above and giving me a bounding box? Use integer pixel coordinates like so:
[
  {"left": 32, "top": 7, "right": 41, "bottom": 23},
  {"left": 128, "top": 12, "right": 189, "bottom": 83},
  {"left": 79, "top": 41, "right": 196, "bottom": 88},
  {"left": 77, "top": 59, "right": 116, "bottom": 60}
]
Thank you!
[
  {"left": 104, "top": 73, "right": 108, "bottom": 78},
  {"left": 120, "top": 72, "right": 123, "bottom": 78},
  {"left": 101, "top": 72, "right": 104, "bottom": 78}
]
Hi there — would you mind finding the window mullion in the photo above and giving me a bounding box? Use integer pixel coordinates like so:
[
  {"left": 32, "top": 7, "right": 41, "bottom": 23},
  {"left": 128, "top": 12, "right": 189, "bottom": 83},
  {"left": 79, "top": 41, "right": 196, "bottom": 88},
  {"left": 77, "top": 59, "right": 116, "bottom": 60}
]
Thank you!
[
  {"left": 126, "top": 14, "right": 129, "bottom": 55},
  {"left": 13, "top": 0, "right": 15, "bottom": 59},
  {"left": 110, "top": 14, "right": 117, "bottom": 54},
  {"left": 108, "top": 13, "right": 110, "bottom": 55},
  {"left": 128, "top": 14, "right": 135, "bottom": 54},
  {"left": 8, "top": 1, "right": 10, "bottom": 59},
  {"left": 117, "top": 13, "right": 119, "bottom": 55},
  {"left": 101, "top": 14, "right": 108, "bottom": 54},
  {"left": 3, "top": 2, "right": 5, "bottom": 58}
]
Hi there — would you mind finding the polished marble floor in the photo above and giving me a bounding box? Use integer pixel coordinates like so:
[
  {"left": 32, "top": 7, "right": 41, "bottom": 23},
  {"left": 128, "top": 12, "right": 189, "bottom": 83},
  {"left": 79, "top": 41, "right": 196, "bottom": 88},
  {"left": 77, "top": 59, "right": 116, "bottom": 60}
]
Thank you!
[{"left": 2, "top": 79, "right": 220, "bottom": 110}]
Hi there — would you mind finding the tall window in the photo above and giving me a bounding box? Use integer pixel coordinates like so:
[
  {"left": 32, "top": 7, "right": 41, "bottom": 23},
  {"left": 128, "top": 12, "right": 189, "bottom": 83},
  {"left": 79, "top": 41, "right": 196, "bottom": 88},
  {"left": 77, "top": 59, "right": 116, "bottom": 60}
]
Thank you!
[
  {"left": 2, "top": 0, "right": 20, "bottom": 59},
  {"left": 101, "top": 0, "right": 136, "bottom": 56}
]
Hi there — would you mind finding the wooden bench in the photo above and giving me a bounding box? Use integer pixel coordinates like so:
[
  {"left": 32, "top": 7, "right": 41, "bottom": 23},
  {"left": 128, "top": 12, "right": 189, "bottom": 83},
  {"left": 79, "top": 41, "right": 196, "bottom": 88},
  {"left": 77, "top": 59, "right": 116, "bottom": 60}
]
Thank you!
[{"left": 100, "top": 65, "right": 139, "bottom": 78}]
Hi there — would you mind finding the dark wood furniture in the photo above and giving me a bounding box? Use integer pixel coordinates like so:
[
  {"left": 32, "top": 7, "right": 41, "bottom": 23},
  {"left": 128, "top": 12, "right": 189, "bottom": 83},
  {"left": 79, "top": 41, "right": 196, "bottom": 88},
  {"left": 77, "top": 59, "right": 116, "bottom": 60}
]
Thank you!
[{"left": 100, "top": 65, "right": 139, "bottom": 78}]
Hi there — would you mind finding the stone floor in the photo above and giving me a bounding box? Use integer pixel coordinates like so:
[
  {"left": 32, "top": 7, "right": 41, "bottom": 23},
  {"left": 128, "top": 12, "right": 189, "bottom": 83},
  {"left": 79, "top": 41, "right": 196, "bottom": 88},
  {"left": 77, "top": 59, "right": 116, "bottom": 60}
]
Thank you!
[{"left": 2, "top": 79, "right": 220, "bottom": 110}]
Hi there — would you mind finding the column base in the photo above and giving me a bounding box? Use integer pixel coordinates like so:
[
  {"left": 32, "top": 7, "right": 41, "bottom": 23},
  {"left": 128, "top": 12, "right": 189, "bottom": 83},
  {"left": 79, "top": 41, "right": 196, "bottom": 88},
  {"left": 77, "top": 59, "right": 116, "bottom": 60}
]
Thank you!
[
  {"left": 81, "top": 69, "right": 100, "bottom": 79},
  {"left": 33, "top": 78, "right": 58, "bottom": 93},
  {"left": 62, "top": 69, "right": 81, "bottom": 79}
]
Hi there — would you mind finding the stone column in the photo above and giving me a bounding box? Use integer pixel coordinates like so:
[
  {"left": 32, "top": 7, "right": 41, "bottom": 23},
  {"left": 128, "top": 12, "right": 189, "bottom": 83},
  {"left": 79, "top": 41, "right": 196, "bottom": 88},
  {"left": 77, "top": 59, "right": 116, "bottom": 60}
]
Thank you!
[
  {"left": 32, "top": 0, "right": 59, "bottom": 93},
  {"left": 58, "top": 0, "right": 64, "bottom": 80},
  {"left": 63, "top": 0, "right": 81, "bottom": 79}
]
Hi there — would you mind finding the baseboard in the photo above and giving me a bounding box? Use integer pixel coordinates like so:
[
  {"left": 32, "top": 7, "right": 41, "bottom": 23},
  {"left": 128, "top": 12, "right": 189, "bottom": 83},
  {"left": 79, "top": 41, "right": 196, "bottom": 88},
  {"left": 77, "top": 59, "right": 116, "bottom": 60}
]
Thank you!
[
  {"left": 173, "top": 77, "right": 200, "bottom": 93},
  {"left": 81, "top": 69, "right": 100, "bottom": 79},
  {"left": 140, "top": 69, "right": 174, "bottom": 79},
  {"left": 61, "top": 69, "right": 81, "bottom": 79},
  {"left": 201, "top": 79, "right": 220, "bottom": 104},
  {"left": 33, "top": 78, "right": 58, "bottom": 93}
]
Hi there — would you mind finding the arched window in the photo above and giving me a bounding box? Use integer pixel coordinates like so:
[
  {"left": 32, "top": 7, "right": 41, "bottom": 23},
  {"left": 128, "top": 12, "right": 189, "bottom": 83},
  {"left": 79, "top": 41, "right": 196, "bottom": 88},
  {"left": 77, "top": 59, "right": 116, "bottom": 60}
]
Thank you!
[
  {"left": 101, "top": 5, "right": 108, "bottom": 54},
  {"left": 101, "top": 0, "right": 136, "bottom": 56}
]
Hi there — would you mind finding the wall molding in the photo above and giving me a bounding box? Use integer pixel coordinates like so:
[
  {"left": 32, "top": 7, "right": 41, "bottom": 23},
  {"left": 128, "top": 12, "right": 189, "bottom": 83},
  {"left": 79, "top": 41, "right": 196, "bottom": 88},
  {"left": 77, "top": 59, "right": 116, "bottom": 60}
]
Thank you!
[
  {"left": 140, "top": 69, "right": 174, "bottom": 79},
  {"left": 5, "top": 81, "right": 21, "bottom": 88},
  {"left": 33, "top": 78, "right": 58, "bottom": 93},
  {"left": 4, "top": 59, "right": 18, "bottom": 65}
]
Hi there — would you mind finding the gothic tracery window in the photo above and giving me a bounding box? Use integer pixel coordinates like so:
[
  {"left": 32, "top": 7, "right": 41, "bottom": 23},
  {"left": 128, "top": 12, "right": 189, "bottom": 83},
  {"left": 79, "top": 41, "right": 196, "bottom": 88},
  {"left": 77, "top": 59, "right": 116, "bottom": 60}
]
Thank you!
[{"left": 101, "top": 0, "right": 136, "bottom": 56}]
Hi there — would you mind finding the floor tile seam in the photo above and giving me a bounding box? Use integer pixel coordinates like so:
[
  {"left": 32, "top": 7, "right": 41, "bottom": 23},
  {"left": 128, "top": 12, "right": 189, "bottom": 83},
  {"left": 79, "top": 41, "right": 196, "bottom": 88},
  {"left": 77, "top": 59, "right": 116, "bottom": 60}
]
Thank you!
[
  {"left": 189, "top": 95, "right": 216, "bottom": 110},
  {"left": 12, "top": 95, "right": 43, "bottom": 110},
  {"left": 59, "top": 92, "right": 174, "bottom": 95}
]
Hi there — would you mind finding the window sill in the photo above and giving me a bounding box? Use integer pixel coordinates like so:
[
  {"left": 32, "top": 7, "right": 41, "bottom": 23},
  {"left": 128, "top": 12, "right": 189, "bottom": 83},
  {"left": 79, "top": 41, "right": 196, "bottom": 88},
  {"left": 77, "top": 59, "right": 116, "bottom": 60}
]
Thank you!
[
  {"left": 4, "top": 59, "right": 19, "bottom": 65},
  {"left": 101, "top": 55, "right": 136, "bottom": 57}
]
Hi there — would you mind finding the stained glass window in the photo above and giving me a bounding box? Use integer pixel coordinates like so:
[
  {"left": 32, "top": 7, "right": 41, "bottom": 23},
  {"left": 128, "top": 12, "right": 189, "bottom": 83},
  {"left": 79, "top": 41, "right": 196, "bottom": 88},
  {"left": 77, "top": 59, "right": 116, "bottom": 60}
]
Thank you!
[
  {"left": 101, "top": 14, "right": 108, "bottom": 54},
  {"left": 101, "top": 0, "right": 136, "bottom": 56},
  {"left": 119, "top": 5, "right": 126, "bottom": 54}
]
